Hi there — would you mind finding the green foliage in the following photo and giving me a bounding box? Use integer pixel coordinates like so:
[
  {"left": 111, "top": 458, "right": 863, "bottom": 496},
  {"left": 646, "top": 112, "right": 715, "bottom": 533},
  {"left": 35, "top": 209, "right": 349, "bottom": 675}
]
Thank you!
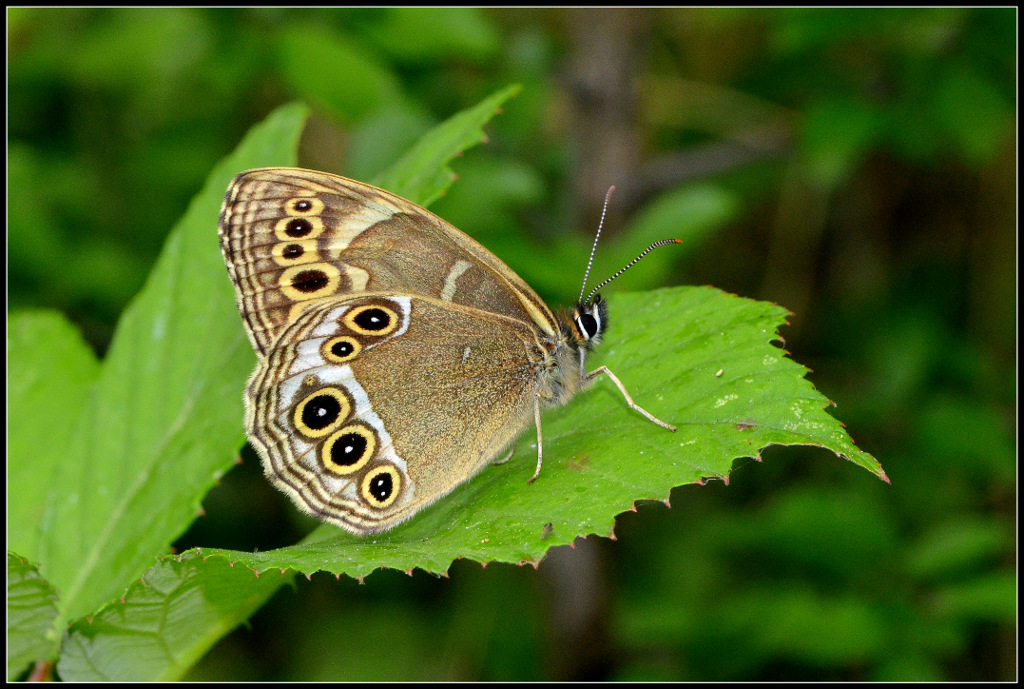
[
  {"left": 56, "top": 556, "right": 284, "bottom": 681},
  {"left": 201, "top": 284, "right": 882, "bottom": 580},
  {"left": 8, "top": 7, "right": 1013, "bottom": 682},
  {"left": 7, "top": 85, "right": 880, "bottom": 680},
  {"left": 7, "top": 555, "right": 61, "bottom": 680}
]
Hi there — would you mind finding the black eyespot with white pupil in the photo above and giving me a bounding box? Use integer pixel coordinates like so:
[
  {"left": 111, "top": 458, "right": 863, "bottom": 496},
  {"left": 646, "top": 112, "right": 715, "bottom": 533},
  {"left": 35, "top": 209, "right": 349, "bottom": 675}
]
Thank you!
[
  {"left": 368, "top": 472, "right": 392, "bottom": 501},
  {"left": 322, "top": 335, "right": 361, "bottom": 364},
  {"left": 301, "top": 394, "right": 341, "bottom": 430},
  {"left": 361, "top": 466, "right": 401, "bottom": 508},
  {"left": 354, "top": 308, "right": 390, "bottom": 331},
  {"left": 331, "top": 432, "right": 366, "bottom": 466},
  {"left": 284, "top": 218, "right": 312, "bottom": 237},
  {"left": 291, "top": 269, "right": 329, "bottom": 293}
]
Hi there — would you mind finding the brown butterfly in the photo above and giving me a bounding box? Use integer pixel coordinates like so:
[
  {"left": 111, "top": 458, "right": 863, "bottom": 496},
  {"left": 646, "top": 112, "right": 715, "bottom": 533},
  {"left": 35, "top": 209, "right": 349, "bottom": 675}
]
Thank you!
[{"left": 219, "top": 168, "right": 677, "bottom": 535}]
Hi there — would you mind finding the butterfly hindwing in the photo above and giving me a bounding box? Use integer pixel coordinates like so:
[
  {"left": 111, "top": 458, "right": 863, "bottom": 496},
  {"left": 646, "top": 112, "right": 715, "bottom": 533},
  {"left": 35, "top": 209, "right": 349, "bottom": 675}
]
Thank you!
[{"left": 246, "top": 293, "right": 540, "bottom": 534}]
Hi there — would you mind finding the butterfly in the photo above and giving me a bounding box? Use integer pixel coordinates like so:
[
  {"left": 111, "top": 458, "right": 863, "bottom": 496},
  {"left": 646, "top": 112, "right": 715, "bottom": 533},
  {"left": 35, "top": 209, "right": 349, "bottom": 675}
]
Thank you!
[{"left": 218, "top": 168, "right": 677, "bottom": 535}]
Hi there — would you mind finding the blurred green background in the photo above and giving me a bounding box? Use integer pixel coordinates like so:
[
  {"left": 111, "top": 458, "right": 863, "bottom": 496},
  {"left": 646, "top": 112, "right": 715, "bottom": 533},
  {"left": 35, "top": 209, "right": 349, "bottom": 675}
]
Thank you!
[{"left": 8, "top": 7, "right": 1015, "bottom": 681}]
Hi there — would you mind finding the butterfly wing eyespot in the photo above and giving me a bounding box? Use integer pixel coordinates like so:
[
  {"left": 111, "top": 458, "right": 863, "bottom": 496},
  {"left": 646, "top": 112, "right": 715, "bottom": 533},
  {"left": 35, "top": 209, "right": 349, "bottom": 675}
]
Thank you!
[
  {"left": 322, "top": 425, "right": 376, "bottom": 475},
  {"left": 272, "top": 239, "right": 320, "bottom": 266},
  {"left": 343, "top": 304, "right": 399, "bottom": 336},
  {"left": 293, "top": 387, "right": 352, "bottom": 438},
  {"left": 362, "top": 465, "right": 402, "bottom": 508},
  {"left": 322, "top": 335, "right": 361, "bottom": 363},
  {"left": 284, "top": 197, "right": 325, "bottom": 216},
  {"left": 279, "top": 263, "right": 341, "bottom": 301},
  {"left": 274, "top": 216, "right": 325, "bottom": 241}
]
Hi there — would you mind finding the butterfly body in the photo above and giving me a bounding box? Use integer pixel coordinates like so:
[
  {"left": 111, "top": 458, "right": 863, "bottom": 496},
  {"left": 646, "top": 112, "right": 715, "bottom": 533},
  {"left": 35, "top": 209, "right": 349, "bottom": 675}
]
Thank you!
[{"left": 219, "top": 167, "right": 670, "bottom": 535}]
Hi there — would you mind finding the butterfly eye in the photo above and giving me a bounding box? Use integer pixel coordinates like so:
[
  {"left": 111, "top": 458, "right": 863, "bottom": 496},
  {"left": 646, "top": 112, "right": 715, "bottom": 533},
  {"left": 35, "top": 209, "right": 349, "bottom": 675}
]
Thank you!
[{"left": 576, "top": 312, "right": 600, "bottom": 341}]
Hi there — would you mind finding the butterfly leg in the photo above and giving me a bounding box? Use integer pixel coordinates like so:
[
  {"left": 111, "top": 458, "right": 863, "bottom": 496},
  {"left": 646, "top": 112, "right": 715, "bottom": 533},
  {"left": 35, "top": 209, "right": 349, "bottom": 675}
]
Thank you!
[
  {"left": 583, "top": 366, "right": 677, "bottom": 431},
  {"left": 492, "top": 446, "right": 515, "bottom": 465},
  {"left": 528, "top": 396, "right": 544, "bottom": 484}
]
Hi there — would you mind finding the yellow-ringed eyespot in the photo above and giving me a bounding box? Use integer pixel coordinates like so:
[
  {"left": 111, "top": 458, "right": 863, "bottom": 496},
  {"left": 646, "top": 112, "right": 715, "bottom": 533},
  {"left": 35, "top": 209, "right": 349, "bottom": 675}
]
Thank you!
[
  {"left": 280, "top": 262, "right": 340, "bottom": 301},
  {"left": 271, "top": 238, "right": 320, "bottom": 266},
  {"left": 321, "top": 425, "right": 376, "bottom": 476},
  {"left": 343, "top": 304, "right": 398, "bottom": 336},
  {"left": 293, "top": 387, "right": 351, "bottom": 438},
  {"left": 274, "top": 215, "right": 325, "bottom": 241},
  {"left": 362, "top": 465, "right": 401, "bottom": 508},
  {"left": 322, "top": 335, "right": 361, "bottom": 363},
  {"left": 284, "top": 196, "right": 325, "bottom": 216}
]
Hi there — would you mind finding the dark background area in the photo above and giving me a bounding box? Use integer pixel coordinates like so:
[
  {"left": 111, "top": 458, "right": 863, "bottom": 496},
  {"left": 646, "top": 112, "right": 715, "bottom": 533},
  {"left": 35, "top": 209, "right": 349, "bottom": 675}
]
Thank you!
[{"left": 8, "top": 8, "right": 1015, "bottom": 681}]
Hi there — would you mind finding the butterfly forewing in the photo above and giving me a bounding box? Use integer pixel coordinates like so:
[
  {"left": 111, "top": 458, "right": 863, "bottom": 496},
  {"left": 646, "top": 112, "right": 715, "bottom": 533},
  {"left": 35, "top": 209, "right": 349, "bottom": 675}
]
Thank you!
[{"left": 218, "top": 168, "right": 559, "bottom": 356}]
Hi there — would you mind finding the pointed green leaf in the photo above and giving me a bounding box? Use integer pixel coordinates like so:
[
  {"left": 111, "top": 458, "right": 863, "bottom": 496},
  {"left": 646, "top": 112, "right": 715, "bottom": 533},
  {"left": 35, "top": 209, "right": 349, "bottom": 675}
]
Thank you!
[
  {"left": 373, "top": 83, "right": 521, "bottom": 205},
  {"left": 28, "top": 103, "right": 308, "bottom": 632},
  {"left": 201, "top": 285, "right": 885, "bottom": 579},
  {"left": 28, "top": 85, "right": 525, "bottom": 680}
]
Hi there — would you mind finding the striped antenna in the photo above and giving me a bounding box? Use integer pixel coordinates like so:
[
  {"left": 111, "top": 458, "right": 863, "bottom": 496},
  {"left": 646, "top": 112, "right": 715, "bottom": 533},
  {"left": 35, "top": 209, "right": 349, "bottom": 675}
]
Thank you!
[
  {"left": 583, "top": 238, "right": 683, "bottom": 307},
  {"left": 578, "top": 186, "right": 616, "bottom": 305}
]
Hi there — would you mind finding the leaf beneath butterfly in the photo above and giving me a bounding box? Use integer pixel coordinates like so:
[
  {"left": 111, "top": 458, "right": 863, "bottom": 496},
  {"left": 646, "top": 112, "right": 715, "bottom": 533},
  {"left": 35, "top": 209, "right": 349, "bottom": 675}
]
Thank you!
[{"left": 200, "top": 284, "right": 886, "bottom": 578}]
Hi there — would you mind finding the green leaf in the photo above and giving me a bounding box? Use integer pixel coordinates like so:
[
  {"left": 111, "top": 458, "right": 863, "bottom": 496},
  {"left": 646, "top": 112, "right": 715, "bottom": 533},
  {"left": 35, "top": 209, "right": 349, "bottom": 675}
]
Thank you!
[
  {"left": 935, "top": 570, "right": 1016, "bottom": 624},
  {"left": 934, "top": 63, "right": 1011, "bottom": 165},
  {"left": 7, "top": 312, "right": 100, "bottom": 559},
  {"left": 199, "top": 285, "right": 885, "bottom": 579},
  {"left": 373, "top": 83, "right": 522, "bottom": 205},
  {"left": 358, "top": 8, "right": 499, "bottom": 64},
  {"left": 7, "top": 553, "right": 62, "bottom": 681},
  {"left": 907, "top": 517, "right": 1010, "bottom": 581},
  {"left": 23, "top": 103, "right": 308, "bottom": 635},
  {"left": 56, "top": 553, "right": 283, "bottom": 681},
  {"left": 275, "top": 27, "right": 402, "bottom": 124},
  {"left": 20, "top": 85, "right": 523, "bottom": 681}
]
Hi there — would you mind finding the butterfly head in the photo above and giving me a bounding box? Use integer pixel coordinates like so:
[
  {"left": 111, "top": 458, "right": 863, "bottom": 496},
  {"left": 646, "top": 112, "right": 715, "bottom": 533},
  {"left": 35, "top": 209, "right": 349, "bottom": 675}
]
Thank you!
[
  {"left": 572, "top": 187, "right": 682, "bottom": 355},
  {"left": 569, "top": 294, "right": 608, "bottom": 350}
]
